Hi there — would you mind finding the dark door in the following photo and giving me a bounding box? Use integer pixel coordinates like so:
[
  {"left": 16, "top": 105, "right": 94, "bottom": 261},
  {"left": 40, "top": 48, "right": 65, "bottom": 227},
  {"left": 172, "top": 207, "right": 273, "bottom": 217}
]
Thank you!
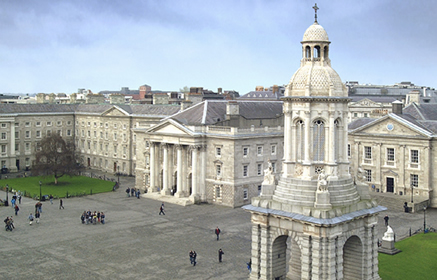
[
  {"left": 16, "top": 160, "right": 20, "bottom": 171},
  {"left": 386, "top": 177, "right": 394, "bottom": 193}
]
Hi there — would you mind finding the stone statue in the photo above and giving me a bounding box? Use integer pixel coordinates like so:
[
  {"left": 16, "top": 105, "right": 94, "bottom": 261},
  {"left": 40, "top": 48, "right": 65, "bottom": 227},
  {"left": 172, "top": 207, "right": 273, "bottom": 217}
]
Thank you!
[
  {"left": 382, "top": 225, "right": 394, "bottom": 241},
  {"left": 355, "top": 166, "right": 366, "bottom": 184},
  {"left": 262, "top": 160, "right": 275, "bottom": 185},
  {"left": 317, "top": 171, "right": 328, "bottom": 192}
]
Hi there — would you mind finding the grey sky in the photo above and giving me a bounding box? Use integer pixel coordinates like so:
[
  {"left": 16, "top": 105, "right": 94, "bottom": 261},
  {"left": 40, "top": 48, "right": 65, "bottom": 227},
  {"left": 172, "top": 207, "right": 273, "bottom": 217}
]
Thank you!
[{"left": 0, "top": 0, "right": 435, "bottom": 94}]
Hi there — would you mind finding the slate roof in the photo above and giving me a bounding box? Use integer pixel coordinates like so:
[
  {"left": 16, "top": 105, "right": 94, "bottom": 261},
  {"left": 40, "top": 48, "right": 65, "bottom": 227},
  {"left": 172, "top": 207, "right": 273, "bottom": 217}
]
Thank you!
[
  {"left": 348, "top": 118, "right": 375, "bottom": 130},
  {"left": 403, "top": 103, "right": 437, "bottom": 121},
  {"left": 349, "top": 95, "right": 398, "bottom": 103},
  {"left": 238, "top": 90, "right": 282, "bottom": 100},
  {"left": 0, "top": 103, "right": 180, "bottom": 117},
  {"left": 168, "top": 100, "right": 283, "bottom": 126}
]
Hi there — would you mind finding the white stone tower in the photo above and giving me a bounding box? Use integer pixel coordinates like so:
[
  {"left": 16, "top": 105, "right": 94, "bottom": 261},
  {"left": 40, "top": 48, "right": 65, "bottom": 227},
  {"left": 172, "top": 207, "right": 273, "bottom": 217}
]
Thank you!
[{"left": 244, "top": 4, "right": 385, "bottom": 280}]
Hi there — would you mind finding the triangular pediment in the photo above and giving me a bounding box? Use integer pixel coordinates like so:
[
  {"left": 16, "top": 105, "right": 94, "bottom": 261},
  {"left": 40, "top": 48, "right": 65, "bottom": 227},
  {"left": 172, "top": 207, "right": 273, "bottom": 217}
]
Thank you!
[
  {"left": 102, "top": 106, "right": 129, "bottom": 117},
  {"left": 350, "top": 114, "right": 433, "bottom": 137},
  {"left": 351, "top": 98, "right": 379, "bottom": 106},
  {"left": 148, "top": 119, "right": 194, "bottom": 136}
]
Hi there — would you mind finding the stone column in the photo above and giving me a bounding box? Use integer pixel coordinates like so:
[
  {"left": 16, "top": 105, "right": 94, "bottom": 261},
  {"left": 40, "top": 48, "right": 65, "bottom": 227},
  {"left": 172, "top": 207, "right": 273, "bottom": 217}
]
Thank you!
[
  {"left": 200, "top": 145, "right": 207, "bottom": 201},
  {"left": 190, "top": 145, "right": 199, "bottom": 201},
  {"left": 375, "top": 143, "right": 381, "bottom": 189},
  {"left": 9, "top": 121, "right": 17, "bottom": 172},
  {"left": 249, "top": 223, "right": 261, "bottom": 280},
  {"left": 161, "top": 144, "right": 170, "bottom": 195},
  {"left": 399, "top": 145, "right": 406, "bottom": 192},
  {"left": 150, "top": 142, "right": 156, "bottom": 192},
  {"left": 174, "top": 145, "right": 184, "bottom": 197},
  {"left": 259, "top": 225, "right": 271, "bottom": 279},
  {"left": 300, "top": 235, "right": 313, "bottom": 280},
  {"left": 311, "top": 236, "right": 322, "bottom": 279}
]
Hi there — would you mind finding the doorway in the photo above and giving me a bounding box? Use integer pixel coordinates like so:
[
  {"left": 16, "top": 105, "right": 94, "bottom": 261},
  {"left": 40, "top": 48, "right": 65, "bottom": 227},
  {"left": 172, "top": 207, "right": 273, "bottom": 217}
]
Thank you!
[{"left": 386, "top": 177, "right": 394, "bottom": 193}]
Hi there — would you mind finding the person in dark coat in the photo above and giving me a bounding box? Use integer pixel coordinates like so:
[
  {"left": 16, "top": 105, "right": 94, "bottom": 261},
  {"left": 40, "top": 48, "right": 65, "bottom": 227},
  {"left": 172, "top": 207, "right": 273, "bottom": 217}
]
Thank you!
[
  {"left": 218, "top": 249, "right": 224, "bottom": 262},
  {"left": 215, "top": 227, "right": 221, "bottom": 240},
  {"left": 384, "top": 215, "right": 389, "bottom": 226}
]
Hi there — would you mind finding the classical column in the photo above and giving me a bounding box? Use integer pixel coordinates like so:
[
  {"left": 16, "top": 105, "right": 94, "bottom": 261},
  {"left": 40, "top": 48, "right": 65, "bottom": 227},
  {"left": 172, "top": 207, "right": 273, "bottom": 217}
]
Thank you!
[
  {"left": 161, "top": 144, "right": 170, "bottom": 195},
  {"left": 375, "top": 143, "right": 381, "bottom": 189},
  {"left": 190, "top": 145, "right": 199, "bottom": 200},
  {"left": 399, "top": 145, "right": 406, "bottom": 192},
  {"left": 150, "top": 142, "right": 156, "bottom": 192},
  {"left": 249, "top": 223, "right": 261, "bottom": 280},
  {"left": 200, "top": 145, "right": 207, "bottom": 201},
  {"left": 174, "top": 145, "right": 184, "bottom": 197}
]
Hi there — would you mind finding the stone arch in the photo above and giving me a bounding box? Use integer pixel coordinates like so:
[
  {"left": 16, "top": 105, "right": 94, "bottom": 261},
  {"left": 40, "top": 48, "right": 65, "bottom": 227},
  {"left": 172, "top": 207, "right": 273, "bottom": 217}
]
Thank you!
[
  {"left": 272, "top": 235, "right": 288, "bottom": 279},
  {"left": 305, "top": 46, "right": 311, "bottom": 58},
  {"left": 314, "top": 45, "right": 321, "bottom": 58},
  {"left": 270, "top": 226, "right": 303, "bottom": 279},
  {"left": 343, "top": 235, "right": 363, "bottom": 279},
  {"left": 324, "top": 46, "right": 329, "bottom": 59}
]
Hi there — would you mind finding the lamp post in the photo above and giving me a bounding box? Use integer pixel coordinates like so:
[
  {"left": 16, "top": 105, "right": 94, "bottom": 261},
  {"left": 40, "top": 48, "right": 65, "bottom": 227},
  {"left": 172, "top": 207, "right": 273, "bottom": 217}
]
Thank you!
[
  {"left": 39, "top": 181, "right": 42, "bottom": 202},
  {"left": 5, "top": 184, "right": 9, "bottom": 206},
  {"left": 424, "top": 206, "right": 427, "bottom": 233}
]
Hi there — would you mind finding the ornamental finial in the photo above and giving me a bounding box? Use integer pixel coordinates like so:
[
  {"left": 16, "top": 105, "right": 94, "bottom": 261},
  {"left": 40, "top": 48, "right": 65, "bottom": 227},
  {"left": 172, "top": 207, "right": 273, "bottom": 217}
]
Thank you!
[{"left": 313, "top": 3, "right": 319, "bottom": 23}]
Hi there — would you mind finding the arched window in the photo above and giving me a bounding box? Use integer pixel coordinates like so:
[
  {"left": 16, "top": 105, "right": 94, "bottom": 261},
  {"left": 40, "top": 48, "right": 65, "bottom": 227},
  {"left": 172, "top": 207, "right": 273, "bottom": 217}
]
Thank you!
[
  {"left": 296, "top": 120, "right": 305, "bottom": 161},
  {"left": 305, "top": 46, "right": 311, "bottom": 58},
  {"left": 324, "top": 46, "right": 329, "bottom": 59},
  {"left": 314, "top": 46, "right": 321, "bottom": 58},
  {"left": 313, "top": 120, "right": 325, "bottom": 161},
  {"left": 334, "top": 119, "right": 340, "bottom": 162}
]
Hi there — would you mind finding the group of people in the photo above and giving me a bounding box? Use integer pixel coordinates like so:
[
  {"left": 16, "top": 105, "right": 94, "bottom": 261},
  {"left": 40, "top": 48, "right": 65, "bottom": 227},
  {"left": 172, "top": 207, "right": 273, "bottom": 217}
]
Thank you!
[
  {"left": 125, "top": 187, "right": 141, "bottom": 198},
  {"left": 4, "top": 216, "right": 14, "bottom": 231},
  {"left": 11, "top": 192, "right": 22, "bottom": 208},
  {"left": 81, "top": 210, "right": 106, "bottom": 225}
]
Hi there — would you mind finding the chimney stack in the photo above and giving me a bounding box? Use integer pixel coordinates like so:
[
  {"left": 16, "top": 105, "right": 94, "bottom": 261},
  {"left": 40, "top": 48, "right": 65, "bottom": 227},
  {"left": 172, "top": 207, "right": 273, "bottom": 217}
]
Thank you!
[{"left": 392, "top": 100, "right": 403, "bottom": 114}]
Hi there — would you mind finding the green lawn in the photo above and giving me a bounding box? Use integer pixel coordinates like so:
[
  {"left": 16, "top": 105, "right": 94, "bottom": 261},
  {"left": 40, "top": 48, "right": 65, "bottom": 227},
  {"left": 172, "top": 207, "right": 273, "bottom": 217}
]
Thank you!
[
  {"left": 0, "top": 175, "right": 115, "bottom": 199},
  {"left": 379, "top": 232, "right": 437, "bottom": 279}
]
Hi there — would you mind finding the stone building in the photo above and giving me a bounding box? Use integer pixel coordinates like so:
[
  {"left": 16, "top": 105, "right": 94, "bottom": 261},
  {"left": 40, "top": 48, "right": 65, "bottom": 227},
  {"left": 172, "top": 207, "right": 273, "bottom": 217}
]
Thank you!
[
  {"left": 349, "top": 101, "right": 437, "bottom": 212},
  {"left": 134, "top": 100, "right": 284, "bottom": 207},
  {"left": 0, "top": 103, "right": 180, "bottom": 175},
  {"left": 243, "top": 11, "right": 384, "bottom": 279}
]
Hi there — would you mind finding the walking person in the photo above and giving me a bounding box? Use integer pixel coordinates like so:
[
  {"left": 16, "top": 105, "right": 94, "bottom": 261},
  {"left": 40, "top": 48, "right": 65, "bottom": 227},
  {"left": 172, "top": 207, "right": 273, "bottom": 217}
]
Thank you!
[
  {"left": 189, "top": 250, "right": 194, "bottom": 265},
  {"left": 247, "top": 259, "right": 252, "bottom": 273},
  {"left": 28, "top": 213, "right": 34, "bottom": 225},
  {"left": 218, "top": 249, "right": 224, "bottom": 262},
  {"left": 215, "top": 227, "right": 221, "bottom": 240},
  {"left": 100, "top": 212, "right": 105, "bottom": 224},
  {"left": 18, "top": 194, "right": 22, "bottom": 204},
  {"left": 159, "top": 203, "right": 165, "bottom": 215},
  {"left": 126, "top": 187, "right": 130, "bottom": 197},
  {"left": 35, "top": 211, "right": 40, "bottom": 224},
  {"left": 384, "top": 215, "right": 389, "bottom": 226},
  {"left": 59, "top": 199, "right": 64, "bottom": 209},
  {"left": 192, "top": 251, "right": 197, "bottom": 266},
  {"left": 14, "top": 204, "right": 19, "bottom": 216},
  {"left": 49, "top": 194, "right": 53, "bottom": 204}
]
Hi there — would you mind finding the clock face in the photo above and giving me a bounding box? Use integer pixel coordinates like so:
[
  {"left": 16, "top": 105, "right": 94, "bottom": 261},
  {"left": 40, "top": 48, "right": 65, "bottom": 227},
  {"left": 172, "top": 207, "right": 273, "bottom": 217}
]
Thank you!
[{"left": 387, "top": 123, "right": 394, "bottom": 131}]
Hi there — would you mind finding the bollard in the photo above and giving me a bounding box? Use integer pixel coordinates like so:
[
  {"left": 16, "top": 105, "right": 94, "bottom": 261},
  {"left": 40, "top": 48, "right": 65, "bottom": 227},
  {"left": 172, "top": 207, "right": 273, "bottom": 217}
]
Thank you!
[{"left": 409, "top": 228, "right": 411, "bottom": 236}]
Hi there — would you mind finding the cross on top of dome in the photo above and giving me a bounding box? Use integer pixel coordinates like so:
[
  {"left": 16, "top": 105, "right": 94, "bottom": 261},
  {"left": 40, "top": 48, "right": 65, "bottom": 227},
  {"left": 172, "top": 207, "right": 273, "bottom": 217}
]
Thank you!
[{"left": 313, "top": 3, "right": 319, "bottom": 23}]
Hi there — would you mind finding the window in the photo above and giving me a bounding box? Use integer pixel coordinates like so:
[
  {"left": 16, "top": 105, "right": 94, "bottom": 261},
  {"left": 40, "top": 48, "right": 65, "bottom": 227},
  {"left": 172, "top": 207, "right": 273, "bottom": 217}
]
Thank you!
[
  {"left": 1, "top": 145, "right": 6, "bottom": 153},
  {"left": 257, "top": 146, "right": 263, "bottom": 156},
  {"left": 348, "top": 144, "right": 351, "bottom": 157},
  {"left": 87, "top": 131, "right": 90, "bottom": 137},
  {"left": 133, "top": 134, "right": 136, "bottom": 142},
  {"left": 100, "top": 143, "right": 103, "bottom": 152},
  {"left": 67, "top": 121, "right": 72, "bottom": 125},
  {"left": 387, "top": 148, "right": 395, "bottom": 162},
  {"left": 364, "top": 113, "right": 368, "bottom": 117},
  {"left": 105, "top": 145, "right": 108, "bottom": 152},
  {"left": 271, "top": 162, "right": 276, "bottom": 173},
  {"left": 15, "top": 123, "right": 19, "bottom": 127},
  {"left": 114, "top": 145, "right": 117, "bottom": 153},
  {"left": 47, "top": 130, "right": 51, "bottom": 136},
  {"left": 47, "top": 121, "right": 52, "bottom": 126},
  {"left": 93, "top": 122, "right": 97, "bottom": 127},
  {"left": 1, "top": 132, "right": 6, "bottom": 140},
  {"left": 57, "top": 130, "right": 62, "bottom": 136},
  {"left": 411, "top": 174, "right": 419, "bottom": 187},
  {"left": 123, "top": 124, "right": 127, "bottom": 129},
  {"left": 87, "top": 122, "right": 90, "bottom": 126},
  {"left": 243, "top": 165, "right": 248, "bottom": 177},
  {"left": 123, "top": 133, "right": 126, "bottom": 141},
  {"left": 100, "top": 132, "right": 103, "bottom": 139},
  {"left": 271, "top": 145, "right": 276, "bottom": 155},
  {"left": 216, "top": 165, "right": 221, "bottom": 176},
  {"left": 15, "top": 144, "right": 19, "bottom": 152},
  {"left": 25, "top": 131, "right": 30, "bottom": 138},
  {"left": 114, "top": 123, "right": 117, "bottom": 129},
  {"left": 114, "top": 133, "right": 117, "bottom": 140},
  {"left": 313, "top": 120, "right": 325, "bottom": 161},
  {"left": 353, "top": 113, "right": 358, "bottom": 117},
  {"left": 364, "top": 146, "right": 372, "bottom": 159},
  {"left": 243, "top": 147, "right": 248, "bottom": 157},
  {"left": 243, "top": 188, "right": 248, "bottom": 200},
  {"left": 25, "top": 143, "right": 30, "bottom": 152},
  {"left": 67, "top": 130, "right": 71, "bottom": 136},
  {"left": 105, "top": 123, "right": 108, "bottom": 128},
  {"left": 1, "top": 123, "right": 6, "bottom": 128},
  {"left": 216, "top": 147, "right": 221, "bottom": 157},
  {"left": 36, "top": 131, "right": 41, "bottom": 138},
  {"left": 87, "top": 142, "right": 91, "bottom": 150},
  {"left": 81, "top": 130, "right": 85, "bottom": 137},
  {"left": 215, "top": 186, "right": 221, "bottom": 198},
  {"left": 25, "top": 158, "right": 30, "bottom": 166},
  {"left": 365, "top": 169, "right": 372, "bottom": 182},
  {"left": 57, "top": 121, "right": 62, "bottom": 126},
  {"left": 94, "top": 131, "right": 97, "bottom": 138},
  {"left": 257, "top": 164, "right": 262, "bottom": 175},
  {"left": 105, "top": 132, "right": 108, "bottom": 140},
  {"left": 36, "top": 121, "right": 41, "bottom": 126},
  {"left": 411, "top": 150, "right": 419, "bottom": 163},
  {"left": 296, "top": 120, "right": 305, "bottom": 161},
  {"left": 25, "top": 122, "right": 30, "bottom": 127},
  {"left": 258, "top": 185, "right": 262, "bottom": 196}
]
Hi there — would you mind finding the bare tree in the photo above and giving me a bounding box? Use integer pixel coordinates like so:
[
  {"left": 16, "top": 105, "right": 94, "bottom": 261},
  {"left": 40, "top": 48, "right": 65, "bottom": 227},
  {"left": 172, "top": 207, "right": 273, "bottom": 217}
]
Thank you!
[{"left": 32, "top": 134, "right": 84, "bottom": 184}]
